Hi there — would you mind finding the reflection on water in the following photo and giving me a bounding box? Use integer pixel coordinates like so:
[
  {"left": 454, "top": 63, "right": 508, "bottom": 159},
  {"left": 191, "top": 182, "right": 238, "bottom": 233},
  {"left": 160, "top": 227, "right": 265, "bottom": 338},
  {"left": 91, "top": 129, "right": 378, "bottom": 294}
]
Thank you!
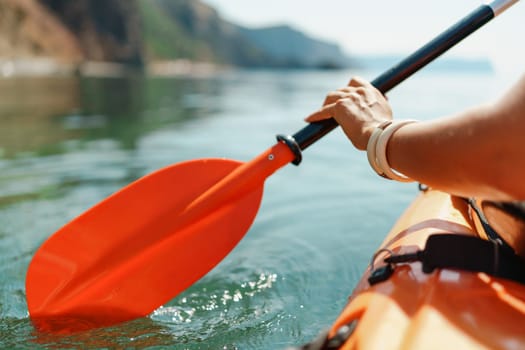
[
  {"left": 0, "top": 75, "right": 222, "bottom": 158},
  {"left": 0, "top": 78, "right": 79, "bottom": 158},
  {"left": 0, "top": 69, "right": 499, "bottom": 349}
]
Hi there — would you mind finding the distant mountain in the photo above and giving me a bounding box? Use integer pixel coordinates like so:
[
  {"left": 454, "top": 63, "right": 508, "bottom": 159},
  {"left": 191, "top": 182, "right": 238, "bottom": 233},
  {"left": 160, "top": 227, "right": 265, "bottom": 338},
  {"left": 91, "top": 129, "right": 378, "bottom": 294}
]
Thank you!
[
  {"left": 0, "top": 0, "right": 352, "bottom": 70},
  {"left": 238, "top": 25, "right": 351, "bottom": 68},
  {"left": 140, "top": 0, "right": 352, "bottom": 68}
]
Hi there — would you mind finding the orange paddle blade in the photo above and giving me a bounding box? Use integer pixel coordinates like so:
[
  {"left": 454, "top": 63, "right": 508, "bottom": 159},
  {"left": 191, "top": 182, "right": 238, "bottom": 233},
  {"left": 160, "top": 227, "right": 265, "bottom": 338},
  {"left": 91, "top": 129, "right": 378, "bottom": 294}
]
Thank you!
[{"left": 26, "top": 142, "right": 295, "bottom": 332}]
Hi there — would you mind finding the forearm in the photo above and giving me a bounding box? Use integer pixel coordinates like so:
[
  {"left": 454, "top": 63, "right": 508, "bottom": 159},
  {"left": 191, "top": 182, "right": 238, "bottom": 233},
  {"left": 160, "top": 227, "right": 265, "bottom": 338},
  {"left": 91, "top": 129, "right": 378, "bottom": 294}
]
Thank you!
[{"left": 388, "top": 103, "right": 525, "bottom": 200}]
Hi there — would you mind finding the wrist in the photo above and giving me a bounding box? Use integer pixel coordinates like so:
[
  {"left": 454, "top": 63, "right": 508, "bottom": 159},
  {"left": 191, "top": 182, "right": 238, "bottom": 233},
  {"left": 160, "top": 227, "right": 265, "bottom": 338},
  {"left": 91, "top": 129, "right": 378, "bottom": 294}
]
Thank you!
[
  {"left": 361, "top": 120, "right": 391, "bottom": 150},
  {"left": 367, "top": 120, "right": 417, "bottom": 182}
]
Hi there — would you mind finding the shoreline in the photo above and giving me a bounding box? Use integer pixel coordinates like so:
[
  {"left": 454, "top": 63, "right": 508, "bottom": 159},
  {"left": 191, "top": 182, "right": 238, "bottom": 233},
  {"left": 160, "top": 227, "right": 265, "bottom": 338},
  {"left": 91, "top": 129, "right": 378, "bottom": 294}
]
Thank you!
[
  {"left": 0, "top": 58, "right": 228, "bottom": 79},
  {"left": 0, "top": 56, "right": 495, "bottom": 80}
]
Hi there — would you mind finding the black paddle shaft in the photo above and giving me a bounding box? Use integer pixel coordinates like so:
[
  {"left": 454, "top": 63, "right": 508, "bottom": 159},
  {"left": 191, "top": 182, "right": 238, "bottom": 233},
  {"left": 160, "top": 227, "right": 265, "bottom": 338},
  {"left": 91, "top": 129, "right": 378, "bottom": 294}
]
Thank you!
[{"left": 291, "top": 4, "right": 495, "bottom": 152}]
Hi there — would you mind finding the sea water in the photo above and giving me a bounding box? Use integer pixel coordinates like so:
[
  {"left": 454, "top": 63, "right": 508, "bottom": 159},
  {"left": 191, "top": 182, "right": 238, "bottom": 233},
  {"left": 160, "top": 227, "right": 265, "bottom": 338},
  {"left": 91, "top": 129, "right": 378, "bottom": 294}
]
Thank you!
[{"left": 0, "top": 67, "right": 510, "bottom": 349}]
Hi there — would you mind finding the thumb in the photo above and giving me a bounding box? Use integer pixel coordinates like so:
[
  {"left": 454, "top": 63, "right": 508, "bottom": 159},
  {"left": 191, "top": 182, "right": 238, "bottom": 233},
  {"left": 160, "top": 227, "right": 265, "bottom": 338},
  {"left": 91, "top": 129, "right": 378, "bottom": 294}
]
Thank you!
[{"left": 304, "top": 104, "right": 335, "bottom": 122}]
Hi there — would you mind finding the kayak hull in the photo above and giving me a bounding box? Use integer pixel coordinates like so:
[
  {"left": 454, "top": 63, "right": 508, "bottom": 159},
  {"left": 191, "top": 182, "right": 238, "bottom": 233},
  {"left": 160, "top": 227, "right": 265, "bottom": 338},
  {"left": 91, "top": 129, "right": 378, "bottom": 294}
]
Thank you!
[{"left": 330, "top": 190, "right": 525, "bottom": 349}]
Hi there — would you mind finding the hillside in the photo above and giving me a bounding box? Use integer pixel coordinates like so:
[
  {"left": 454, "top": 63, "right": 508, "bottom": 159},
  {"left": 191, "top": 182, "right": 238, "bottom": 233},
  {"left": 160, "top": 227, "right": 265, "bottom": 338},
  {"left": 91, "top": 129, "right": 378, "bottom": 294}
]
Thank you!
[
  {"left": 139, "top": 0, "right": 351, "bottom": 68},
  {"left": 0, "top": 0, "right": 83, "bottom": 63},
  {"left": 138, "top": 0, "right": 271, "bottom": 67},
  {"left": 0, "top": 0, "right": 352, "bottom": 72}
]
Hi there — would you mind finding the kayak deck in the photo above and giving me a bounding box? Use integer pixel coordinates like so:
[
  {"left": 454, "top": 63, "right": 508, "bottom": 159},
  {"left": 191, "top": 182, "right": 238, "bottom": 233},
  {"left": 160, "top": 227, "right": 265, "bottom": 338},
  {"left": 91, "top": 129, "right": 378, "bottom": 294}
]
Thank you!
[{"left": 330, "top": 190, "right": 525, "bottom": 349}]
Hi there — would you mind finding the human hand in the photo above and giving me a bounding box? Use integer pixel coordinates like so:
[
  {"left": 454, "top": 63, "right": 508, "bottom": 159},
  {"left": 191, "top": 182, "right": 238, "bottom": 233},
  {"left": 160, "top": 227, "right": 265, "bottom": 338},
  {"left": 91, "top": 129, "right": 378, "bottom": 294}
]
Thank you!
[{"left": 305, "top": 76, "right": 393, "bottom": 150}]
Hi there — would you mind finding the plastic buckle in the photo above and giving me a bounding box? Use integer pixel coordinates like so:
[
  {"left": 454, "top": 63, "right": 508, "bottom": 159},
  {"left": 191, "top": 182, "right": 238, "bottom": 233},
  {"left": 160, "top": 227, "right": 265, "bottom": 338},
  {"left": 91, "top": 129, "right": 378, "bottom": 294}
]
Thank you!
[{"left": 368, "top": 264, "right": 394, "bottom": 285}]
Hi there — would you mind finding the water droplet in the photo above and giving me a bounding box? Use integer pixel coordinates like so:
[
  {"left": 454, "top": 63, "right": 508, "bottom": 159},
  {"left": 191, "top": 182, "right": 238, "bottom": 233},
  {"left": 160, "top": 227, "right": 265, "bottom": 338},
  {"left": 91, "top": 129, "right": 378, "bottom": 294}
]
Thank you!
[{"left": 233, "top": 290, "right": 242, "bottom": 302}]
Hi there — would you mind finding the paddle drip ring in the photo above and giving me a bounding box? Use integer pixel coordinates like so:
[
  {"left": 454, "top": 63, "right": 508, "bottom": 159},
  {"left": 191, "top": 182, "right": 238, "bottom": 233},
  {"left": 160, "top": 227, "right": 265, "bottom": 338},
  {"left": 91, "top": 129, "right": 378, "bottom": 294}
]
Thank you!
[{"left": 276, "top": 134, "right": 302, "bottom": 165}]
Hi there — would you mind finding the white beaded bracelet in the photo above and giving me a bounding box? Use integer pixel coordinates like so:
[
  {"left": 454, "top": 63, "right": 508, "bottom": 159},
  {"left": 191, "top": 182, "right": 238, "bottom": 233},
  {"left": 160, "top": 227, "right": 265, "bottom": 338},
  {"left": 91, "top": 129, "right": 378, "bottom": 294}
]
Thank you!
[{"left": 375, "top": 120, "right": 417, "bottom": 182}]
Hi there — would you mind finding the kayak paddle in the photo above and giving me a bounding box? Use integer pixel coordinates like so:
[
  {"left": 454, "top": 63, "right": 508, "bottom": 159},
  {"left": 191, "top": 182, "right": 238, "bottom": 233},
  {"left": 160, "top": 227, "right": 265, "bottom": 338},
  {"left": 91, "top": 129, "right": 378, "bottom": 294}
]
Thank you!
[{"left": 26, "top": 0, "right": 519, "bottom": 332}]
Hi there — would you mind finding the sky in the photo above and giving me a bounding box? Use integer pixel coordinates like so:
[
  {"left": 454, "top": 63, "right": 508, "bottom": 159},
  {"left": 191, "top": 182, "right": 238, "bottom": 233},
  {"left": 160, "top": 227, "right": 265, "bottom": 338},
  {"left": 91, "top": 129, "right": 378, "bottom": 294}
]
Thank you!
[{"left": 202, "top": 0, "right": 524, "bottom": 74}]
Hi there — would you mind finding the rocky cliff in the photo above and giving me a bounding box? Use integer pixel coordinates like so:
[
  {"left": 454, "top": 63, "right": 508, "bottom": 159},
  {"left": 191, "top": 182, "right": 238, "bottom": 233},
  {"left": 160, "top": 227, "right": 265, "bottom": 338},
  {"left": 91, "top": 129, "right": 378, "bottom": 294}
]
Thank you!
[
  {"left": 40, "top": 0, "right": 144, "bottom": 65},
  {"left": 0, "top": 0, "right": 82, "bottom": 63}
]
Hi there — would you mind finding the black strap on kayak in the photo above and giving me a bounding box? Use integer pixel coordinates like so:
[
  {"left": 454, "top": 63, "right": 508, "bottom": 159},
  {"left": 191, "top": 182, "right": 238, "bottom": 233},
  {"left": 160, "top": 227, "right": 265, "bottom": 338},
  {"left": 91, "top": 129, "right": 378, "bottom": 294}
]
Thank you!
[{"left": 383, "top": 234, "right": 525, "bottom": 284}]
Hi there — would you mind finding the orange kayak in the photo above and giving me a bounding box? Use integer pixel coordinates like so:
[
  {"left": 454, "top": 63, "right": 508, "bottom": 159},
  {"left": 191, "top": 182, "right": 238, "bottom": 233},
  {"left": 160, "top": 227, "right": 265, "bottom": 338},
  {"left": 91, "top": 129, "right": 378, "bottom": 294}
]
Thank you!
[{"left": 326, "top": 189, "right": 525, "bottom": 349}]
